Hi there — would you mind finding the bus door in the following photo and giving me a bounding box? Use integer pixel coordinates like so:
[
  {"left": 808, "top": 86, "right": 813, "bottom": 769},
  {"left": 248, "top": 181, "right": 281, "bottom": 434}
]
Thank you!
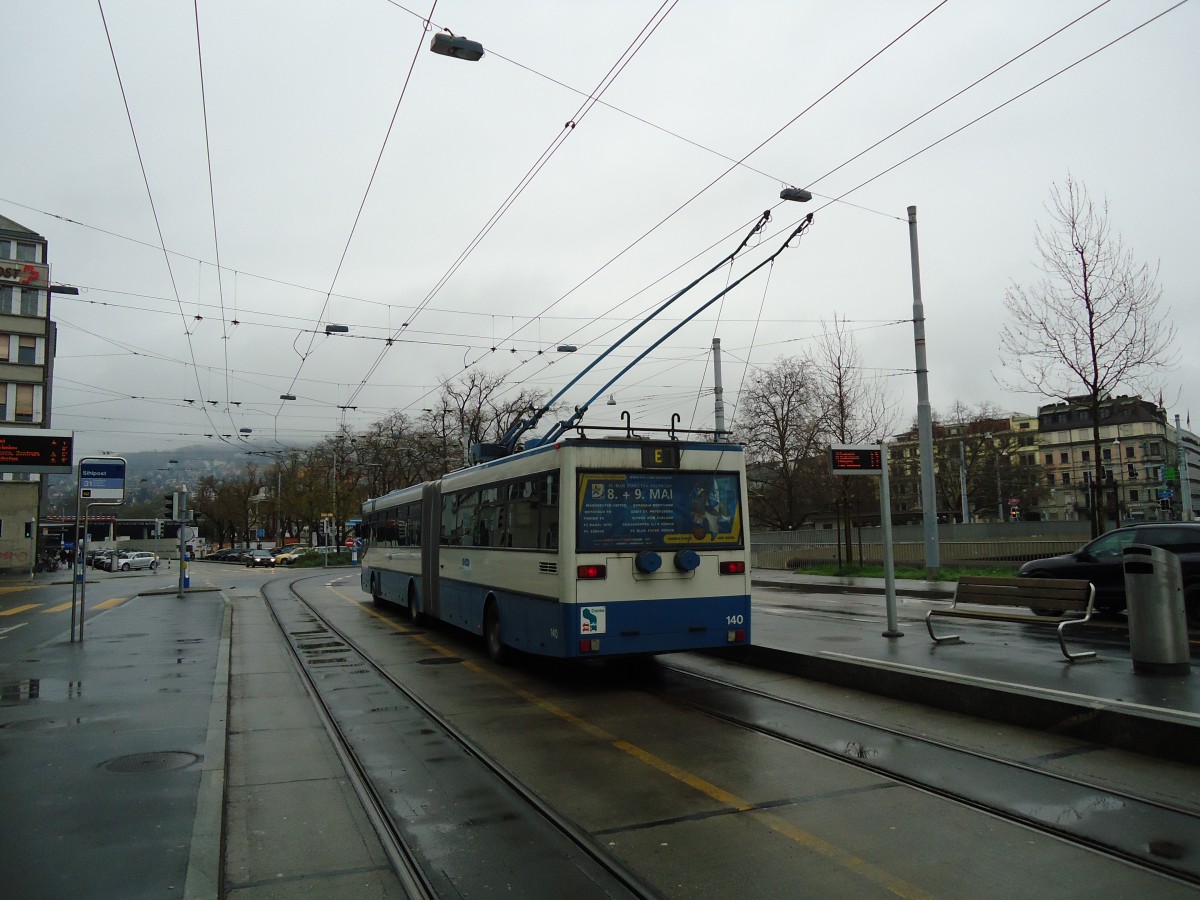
[{"left": 421, "top": 480, "right": 441, "bottom": 619}]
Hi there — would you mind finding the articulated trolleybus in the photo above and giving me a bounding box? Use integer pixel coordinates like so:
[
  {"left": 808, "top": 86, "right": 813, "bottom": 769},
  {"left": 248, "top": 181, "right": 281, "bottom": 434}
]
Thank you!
[{"left": 360, "top": 435, "right": 751, "bottom": 662}]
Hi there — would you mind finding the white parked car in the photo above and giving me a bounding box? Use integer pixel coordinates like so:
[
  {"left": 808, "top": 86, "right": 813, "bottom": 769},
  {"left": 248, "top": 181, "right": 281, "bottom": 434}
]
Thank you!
[{"left": 115, "top": 551, "right": 159, "bottom": 571}]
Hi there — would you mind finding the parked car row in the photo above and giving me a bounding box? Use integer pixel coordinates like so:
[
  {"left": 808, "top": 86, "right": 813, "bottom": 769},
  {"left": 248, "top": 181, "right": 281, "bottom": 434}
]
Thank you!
[
  {"left": 202, "top": 545, "right": 346, "bottom": 567},
  {"left": 87, "top": 550, "right": 159, "bottom": 572}
]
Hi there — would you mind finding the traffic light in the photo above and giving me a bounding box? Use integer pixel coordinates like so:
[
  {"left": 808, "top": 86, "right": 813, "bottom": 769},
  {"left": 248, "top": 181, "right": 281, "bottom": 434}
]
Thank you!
[
  {"left": 1009, "top": 507, "right": 1020, "bottom": 521},
  {"left": 162, "top": 493, "right": 179, "bottom": 521}
]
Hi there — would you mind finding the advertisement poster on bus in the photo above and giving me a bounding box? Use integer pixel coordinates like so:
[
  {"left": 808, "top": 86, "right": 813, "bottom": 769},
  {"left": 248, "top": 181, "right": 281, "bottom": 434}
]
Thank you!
[{"left": 576, "top": 471, "right": 742, "bottom": 551}]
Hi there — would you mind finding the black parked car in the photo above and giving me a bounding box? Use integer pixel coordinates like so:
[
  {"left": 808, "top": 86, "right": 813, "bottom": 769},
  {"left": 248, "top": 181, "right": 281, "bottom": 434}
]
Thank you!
[{"left": 1017, "top": 523, "right": 1200, "bottom": 622}]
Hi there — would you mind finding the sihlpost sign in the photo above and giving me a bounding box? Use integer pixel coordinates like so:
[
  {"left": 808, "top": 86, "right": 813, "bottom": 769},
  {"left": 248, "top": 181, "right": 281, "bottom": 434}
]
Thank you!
[{"left": 78, "top": 457, "right": 126, "bottom": 504}]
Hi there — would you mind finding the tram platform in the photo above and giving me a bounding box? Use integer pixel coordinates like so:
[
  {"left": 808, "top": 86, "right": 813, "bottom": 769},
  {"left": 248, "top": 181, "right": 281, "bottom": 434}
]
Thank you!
[
  {"left": 749, "top": 570, "right": 1199, "bottom": 764},
  {"left": 0, "top": 572, "right": 1195, "bottom": 897}
]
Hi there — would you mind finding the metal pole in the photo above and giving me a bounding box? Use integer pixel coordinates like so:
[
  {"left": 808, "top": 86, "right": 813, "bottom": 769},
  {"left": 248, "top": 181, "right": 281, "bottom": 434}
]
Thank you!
[
  {"left": 879, "top": 443, "right": 901, "bottom": 637},
  {"left": 712, "top": 337, "right": 726, "bottom": 441},
  {"left": 996, "top": 449, "right": 1003, "bottom": 522},
  {"left": 177, "top": 489, "right": 187, "bottom": 598},
  {"left": 1177, "top": 415, "right": 1193, "bottom": 521},
  {"left": 70, "top": 490, "right": 82, "bottom": 642},
  {"left": 958, "top": 440, "right": 969, "bottom": 524},
  {"left": 908, "top": 206, "right": 939, "bottom": 572}
]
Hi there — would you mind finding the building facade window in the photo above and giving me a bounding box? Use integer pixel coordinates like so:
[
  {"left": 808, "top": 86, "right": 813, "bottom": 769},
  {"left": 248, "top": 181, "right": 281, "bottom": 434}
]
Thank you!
[
  {"left": 17, "top": 336, "right": 36, "bottom": 365},
  {"left": 1062, "top": 472, "right": 1071, "bottom": 484},
  {"left": 15, "top": 243, "right": 38, "bottom": 262},
  {"left": 1060, "top": 452, "right": 1069, "bottom": 463},
  {"left": 14, "top": 384, "right": 34, "bottom": 422},
  {"left": 19, "top": 288, "right": 39, "bottom": 317},
  {"left": 1082, "top": 450, "right": 1091, "bottom": 462}
]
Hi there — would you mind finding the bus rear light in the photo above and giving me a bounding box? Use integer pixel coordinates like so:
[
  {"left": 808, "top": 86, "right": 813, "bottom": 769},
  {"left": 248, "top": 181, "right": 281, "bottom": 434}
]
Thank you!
[
  {"left": 727, "top": 629, "right": 746, "bottom": 643},
  {"left": 577, "top": 564, "right": 607, "bottom": 580},
  {"left": 579, "top": 639, "right": 600, "bottom": 653},
  {"left": 719, "top": 561, "right": 746, "bottom": 575}
]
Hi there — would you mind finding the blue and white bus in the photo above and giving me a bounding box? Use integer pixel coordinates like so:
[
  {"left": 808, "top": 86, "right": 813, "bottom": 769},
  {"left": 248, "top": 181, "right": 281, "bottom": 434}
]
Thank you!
[{"left": 360, "top": 436, "right": 751, "bottom": 662}]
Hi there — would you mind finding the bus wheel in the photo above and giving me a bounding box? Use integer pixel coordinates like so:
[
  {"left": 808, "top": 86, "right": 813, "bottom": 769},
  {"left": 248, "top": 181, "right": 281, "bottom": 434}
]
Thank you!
[
  {"left": 371, "top": 576, "right": 385, "bottom": 608},
  {"left": 484, "top": 601, "right": 510, "bottom": 665},
  {"left": 408, "top": 583, "right": 425, "bottom": 625}
]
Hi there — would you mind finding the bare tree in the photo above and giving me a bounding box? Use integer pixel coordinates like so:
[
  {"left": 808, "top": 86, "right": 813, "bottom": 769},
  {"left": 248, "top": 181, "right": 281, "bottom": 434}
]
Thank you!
[
  {"left": 1000, "top": 176, "right": 1176, "bottom": 537},
  {"left": 811, "top": 317, "right": 896, "bottom": 560},
  {"left": 737, "top": 356, "right": 827, "bottom": 529}
]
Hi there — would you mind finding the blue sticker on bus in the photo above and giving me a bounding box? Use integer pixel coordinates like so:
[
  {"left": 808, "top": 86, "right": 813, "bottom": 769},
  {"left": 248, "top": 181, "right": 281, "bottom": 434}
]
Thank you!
[{"left": 577, "top": 471, "right": 742, "bottom": 551}]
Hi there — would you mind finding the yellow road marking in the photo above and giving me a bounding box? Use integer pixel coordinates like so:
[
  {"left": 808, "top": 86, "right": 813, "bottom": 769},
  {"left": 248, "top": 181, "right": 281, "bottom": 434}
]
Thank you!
[
  {"left": 0, "top": 604, "right": 40, "bottom": 616},
  {"left": 0, "top": 585, "right": 32, "bottom": 596},
  {"left": 91, "top": 596, "right": 129, "bottom": 610},
  {"left": 330, "top": 586, "right": 933, "bottom": 899},
  {"left": 44, "top": 601, "right": 74, "bottom": 613}
]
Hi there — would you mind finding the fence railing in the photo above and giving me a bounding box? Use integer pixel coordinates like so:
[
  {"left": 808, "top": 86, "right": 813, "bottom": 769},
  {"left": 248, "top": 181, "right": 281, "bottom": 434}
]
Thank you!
[{"left": 751, "top": 537, "right": 1084, "bottom": 570}]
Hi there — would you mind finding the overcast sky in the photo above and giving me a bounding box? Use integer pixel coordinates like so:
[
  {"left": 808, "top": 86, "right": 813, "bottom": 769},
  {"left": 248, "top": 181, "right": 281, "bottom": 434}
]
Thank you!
[{"left": 6, "top": 0, "right": 1197, "bottom": 460}]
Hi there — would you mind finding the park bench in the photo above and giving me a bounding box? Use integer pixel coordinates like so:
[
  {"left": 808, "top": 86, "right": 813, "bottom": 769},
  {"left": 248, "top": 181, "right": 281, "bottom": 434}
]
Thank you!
[{"left": 926, "top": 575, "right": 1097, "bottom": 663}]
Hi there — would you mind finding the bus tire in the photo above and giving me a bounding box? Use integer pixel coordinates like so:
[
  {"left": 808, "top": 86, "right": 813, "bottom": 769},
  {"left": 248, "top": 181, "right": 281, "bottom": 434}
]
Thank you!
[
  {"left": 371, "top": 575, "right": 385, "bottom": 608},
  {"left": 484, "top": 601, "right": 510, "bottom": 665},
  {"left": 408, "top": 582, "right": 425, "bottom": 625}
]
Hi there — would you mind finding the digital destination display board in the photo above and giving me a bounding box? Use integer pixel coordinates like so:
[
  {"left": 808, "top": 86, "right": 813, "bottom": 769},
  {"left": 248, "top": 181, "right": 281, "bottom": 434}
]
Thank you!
[
  {"left": 577, "top": 470, "right": 743, "bottom": 551},
  {"left": 0, "top": 430, "right": 73, "bottom": 474},
  {"left": 830, "top": 444, "right": 884, "bottom": 475}
]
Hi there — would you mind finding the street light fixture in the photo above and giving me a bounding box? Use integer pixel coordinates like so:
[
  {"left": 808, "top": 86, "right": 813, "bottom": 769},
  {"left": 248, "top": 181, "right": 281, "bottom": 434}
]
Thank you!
[
  {"left": 429, "top": 31, "right": 484, "bottom": 61},
  {"left": 324, "top": 324, "right": 349, "bottom": 334},
  {"left": 779, "top": 187, "right": 812, "bottom": 203}
]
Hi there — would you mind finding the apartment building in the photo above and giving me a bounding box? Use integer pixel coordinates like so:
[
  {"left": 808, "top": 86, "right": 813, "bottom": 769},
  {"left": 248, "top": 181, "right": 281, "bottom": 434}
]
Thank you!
[{"left": 0, "top": 214, "right": 56, "bottom": 570}]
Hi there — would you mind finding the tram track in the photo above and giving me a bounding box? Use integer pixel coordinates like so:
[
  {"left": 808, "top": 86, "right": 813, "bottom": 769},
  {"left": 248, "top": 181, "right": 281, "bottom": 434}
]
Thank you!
[
  {"left": 649, "top": 659, "right": 1200, "bottom": 887},
  {"left": 265, "top": 575, "right": 660, "bottom": 899}
]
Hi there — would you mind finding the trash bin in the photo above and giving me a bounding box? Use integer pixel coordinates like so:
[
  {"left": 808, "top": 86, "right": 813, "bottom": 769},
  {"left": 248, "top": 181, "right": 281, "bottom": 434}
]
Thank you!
[{"left": 1122, "top": 543, "right": 1190, "bottom": 675}]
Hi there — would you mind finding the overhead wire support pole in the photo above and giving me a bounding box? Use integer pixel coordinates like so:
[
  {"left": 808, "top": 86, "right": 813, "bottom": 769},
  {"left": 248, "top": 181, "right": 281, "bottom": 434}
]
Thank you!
[
  {"left": 499, "top": 210, "right": 774, "bottom": 454},
  {"left": 908, "top": 205, "right": 940, "bottom": 574},
  {"left": 539, "top": 214, "right": 814, "bottom": 447}
]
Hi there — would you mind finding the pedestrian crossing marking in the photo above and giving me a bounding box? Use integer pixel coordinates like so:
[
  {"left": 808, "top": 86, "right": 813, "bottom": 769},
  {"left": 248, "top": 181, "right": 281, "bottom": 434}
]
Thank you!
[
  {"left": 0, "top": 586, "right": 32, "bottom": 596},
  {"left": 44, "top": 602, "right": 74, "bottom": 613},
  {"left": 0, "top": 604, "right": 41, "bottom": 616},
  {"left": 91, "top": 597, "right": 129, "bottom": 610}
]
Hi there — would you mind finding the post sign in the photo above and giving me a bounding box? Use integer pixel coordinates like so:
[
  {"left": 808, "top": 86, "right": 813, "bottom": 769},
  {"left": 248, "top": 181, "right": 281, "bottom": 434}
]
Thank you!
[
  {"left": 830, "top": 444, "right": 884, "bottom": 475},
  {"left": 79, "top": 457, "right": 127, "bottom": 504},
  {"left": 0, "top": 429, "right": 73, "bottom": 473}
]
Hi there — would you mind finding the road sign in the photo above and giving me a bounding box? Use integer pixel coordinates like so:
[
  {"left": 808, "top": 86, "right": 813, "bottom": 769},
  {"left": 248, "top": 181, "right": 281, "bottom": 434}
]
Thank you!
[
  {"left": 79, "top": 457, "right": 126, "bottom": 504},
  {"left": 0, "top": 429, "right": 73, "bottom": 474}
]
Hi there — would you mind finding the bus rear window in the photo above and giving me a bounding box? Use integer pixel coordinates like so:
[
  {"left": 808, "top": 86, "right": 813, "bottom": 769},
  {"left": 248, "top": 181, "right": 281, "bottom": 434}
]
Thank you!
[{"left": 576, "top": 471, "right": 742, "bottom": 552}]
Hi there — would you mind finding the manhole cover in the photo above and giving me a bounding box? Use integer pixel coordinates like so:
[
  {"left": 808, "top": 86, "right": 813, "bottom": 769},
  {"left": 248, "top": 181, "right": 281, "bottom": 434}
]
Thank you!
[
  {"left": 102, "top": 751, "right": 201, "bottom": 774},
  {"left": 418, "top": 657, "right": 463, "bottom": 666}
]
